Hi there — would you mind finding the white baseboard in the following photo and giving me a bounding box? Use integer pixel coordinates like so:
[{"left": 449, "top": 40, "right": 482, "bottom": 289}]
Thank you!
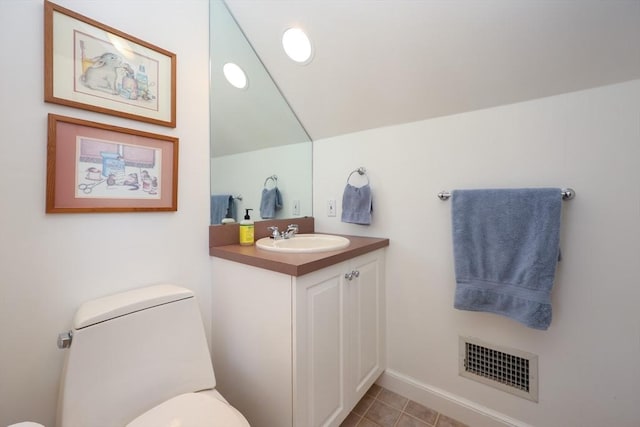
[{"left": 377, "top": 369, "right": 534, "bottom": 427}]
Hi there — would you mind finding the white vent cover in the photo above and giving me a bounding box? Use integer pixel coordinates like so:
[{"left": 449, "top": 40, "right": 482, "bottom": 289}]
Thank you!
[{"left": 459, "top": 336, "right": 538, "bottom": 402}]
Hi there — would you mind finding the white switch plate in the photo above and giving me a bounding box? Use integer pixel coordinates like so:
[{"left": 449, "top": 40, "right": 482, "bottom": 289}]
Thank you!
[
  {"left": 327, "top": 199, "right": 336, "bottom": 217},
  {"left": 293, "top": 200, "right": 300, "bottom": 215}
]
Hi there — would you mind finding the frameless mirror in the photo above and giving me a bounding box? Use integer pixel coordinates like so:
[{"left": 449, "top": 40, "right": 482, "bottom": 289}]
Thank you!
[{"left": 209, "top": 0, "right": 312, "bottom": 224}]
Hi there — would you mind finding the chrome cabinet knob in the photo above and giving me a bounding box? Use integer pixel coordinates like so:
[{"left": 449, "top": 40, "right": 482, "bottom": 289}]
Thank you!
[{"left": 344, "top": 270, "right": 359, "bottom": 281}]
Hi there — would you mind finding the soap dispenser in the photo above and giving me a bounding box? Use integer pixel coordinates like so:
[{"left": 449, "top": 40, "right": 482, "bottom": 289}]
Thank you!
[
  {"left": 239, "top": 208, "right": 254, "bottom": 245},
  {"left": 221, "top": 206, "right": 235, "bottom": 224}
]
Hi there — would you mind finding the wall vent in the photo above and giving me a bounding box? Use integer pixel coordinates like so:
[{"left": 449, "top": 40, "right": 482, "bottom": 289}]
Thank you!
[{"left": 459, "top": 336, "right": 538, "bottom": 402}]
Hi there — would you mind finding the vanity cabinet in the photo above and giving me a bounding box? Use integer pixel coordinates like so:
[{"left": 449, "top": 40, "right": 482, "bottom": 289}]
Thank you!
[{"left": 211, "top": 249, "right": 386, "bottom": 427}]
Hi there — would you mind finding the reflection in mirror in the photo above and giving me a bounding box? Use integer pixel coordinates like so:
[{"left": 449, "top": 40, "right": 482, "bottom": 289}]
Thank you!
[{"left": 209, "top": 0, "right": 312, "bottom": 224}]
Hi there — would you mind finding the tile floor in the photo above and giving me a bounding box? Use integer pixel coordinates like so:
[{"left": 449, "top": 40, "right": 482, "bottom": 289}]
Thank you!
[{"left": 339, "top": 384, "right": 469, "bottom": 427}]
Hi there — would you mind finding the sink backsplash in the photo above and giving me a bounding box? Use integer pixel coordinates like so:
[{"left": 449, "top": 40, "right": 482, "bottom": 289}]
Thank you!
[{"left": 209, "top": 217, "right": 315, "bottom": 248}]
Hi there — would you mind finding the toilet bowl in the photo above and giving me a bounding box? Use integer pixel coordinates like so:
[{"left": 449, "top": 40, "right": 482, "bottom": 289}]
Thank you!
[{"left": 55, "top": 284, "right": 250, "bottom": 427}]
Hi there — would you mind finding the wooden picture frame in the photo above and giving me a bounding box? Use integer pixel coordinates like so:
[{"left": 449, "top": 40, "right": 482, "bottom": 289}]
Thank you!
[
  {"left": 44, "top": 0, "right": 177, "bottom": 127},
  {"left": 46, "top": 114, "right": 178, "bottom": 213}
]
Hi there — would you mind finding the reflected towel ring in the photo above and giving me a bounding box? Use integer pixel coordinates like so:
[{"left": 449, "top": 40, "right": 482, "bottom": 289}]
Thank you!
[
  {"left": 264, "top": 174, "right": 278, "bottom": 188},
  {"left": 346, "top": 167, "right": 369, "bottom": 186}
]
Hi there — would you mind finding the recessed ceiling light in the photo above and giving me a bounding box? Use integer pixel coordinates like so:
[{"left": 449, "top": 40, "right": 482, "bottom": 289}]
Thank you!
[
  {"left": 282, "top": 27, "right": 313, "bottom": 64},
  {"left": 223, "top": 62, "right": 248, "bottom": 89}
]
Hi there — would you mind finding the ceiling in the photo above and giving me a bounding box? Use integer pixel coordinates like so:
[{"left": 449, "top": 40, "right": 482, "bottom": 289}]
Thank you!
[{"left": 223, "top": 0, "right": 640, "bottom": 141}]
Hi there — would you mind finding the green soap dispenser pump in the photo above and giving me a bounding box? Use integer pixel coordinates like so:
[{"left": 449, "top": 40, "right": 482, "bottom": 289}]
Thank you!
[{"left": 239, "top": 208, "right": 254, "bottom": 245}]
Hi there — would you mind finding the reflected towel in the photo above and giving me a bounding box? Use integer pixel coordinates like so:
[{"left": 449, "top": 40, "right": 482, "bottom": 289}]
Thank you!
[
  {"left": 451, "top": 188, "right": 562, "bottom": 330},
  {"left": 341, "top": 184, "right": 372, "bottom": 225},
  {"left": 260, "top": 187, "right": 283, "bottom": 219},
  {"left": 211, "top": 194, "right": 234, "bottom": 225}
]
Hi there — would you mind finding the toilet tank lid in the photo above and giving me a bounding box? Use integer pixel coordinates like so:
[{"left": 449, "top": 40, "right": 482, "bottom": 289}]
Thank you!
[{"left": 73, "top": 284, "right": 194, "bottom": 329}]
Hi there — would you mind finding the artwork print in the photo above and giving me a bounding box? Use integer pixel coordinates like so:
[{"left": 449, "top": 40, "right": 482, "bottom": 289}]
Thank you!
[
  {"left": 75, "top": 33, "right": 159, "bottom": 111},
  {"left": 76, "top": 137, "right": 162, "bottom": 200}
]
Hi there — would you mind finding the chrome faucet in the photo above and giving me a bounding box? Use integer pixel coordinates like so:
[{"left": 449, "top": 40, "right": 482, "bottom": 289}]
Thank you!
[
  {"left": 284, "top": 224, "right": 299, "bottom": 239},
  {"left": 267, "top": 224, "right": 299, "bottom": 240},
  {"left": 267, "top": 226, "right": 280, "bottom": 239}
]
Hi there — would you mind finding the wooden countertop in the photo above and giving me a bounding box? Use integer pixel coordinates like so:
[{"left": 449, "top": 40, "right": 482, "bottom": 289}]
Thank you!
[{"left": 210, "top": 234, "right": 389, "bottom": 276}]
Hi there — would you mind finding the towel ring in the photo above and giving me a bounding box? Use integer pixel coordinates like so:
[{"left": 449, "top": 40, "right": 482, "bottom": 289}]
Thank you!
[
  {"left": 264, "top": 175, "right": 278, "bottom": 189},
  {"left": 346, "top": 167, "right": 369, "bottom": 186}
]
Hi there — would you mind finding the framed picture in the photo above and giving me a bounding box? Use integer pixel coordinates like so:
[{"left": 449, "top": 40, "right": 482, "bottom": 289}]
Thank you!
[
  {"left": 46, "top": 114, "right": 179, "bottom": 213},
  {"left": 44, "top": 0, "right": 177, "bottom": 127}
]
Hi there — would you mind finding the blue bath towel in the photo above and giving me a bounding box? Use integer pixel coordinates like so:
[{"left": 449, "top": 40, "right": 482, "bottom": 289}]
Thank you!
[
  {"left": 260, "top": 187, "right": 283, "bottom": 219},
  {"left": 341, "top": 184, "right": 372, "bottom": 225},
  {"left": 451, "top": 188, "right": 562, "bottom": 330},
  {"left": 211, "top": 194, "right": 234, "bottom": 225}
]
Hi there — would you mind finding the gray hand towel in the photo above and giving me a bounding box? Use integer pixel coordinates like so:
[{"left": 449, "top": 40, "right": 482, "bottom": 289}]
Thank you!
[
  {"left": 260, "top": 187, "right": 283, "bottom": 219},
  {"left": 451, "top": 188, "right": 562, "bottom": 330},
  {"left": 341, "top": 184, "right": 372, "bottom": 225}
]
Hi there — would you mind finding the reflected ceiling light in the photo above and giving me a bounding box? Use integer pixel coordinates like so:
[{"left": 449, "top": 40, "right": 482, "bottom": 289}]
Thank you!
[
  {"left": 223, "top": 62, "right": 248, "bottom": 89},
  {"left": 282, "top": 27, "right": 313, "bottom": 64}
]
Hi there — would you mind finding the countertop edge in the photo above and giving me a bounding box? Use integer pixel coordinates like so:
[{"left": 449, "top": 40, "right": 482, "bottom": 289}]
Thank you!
[{"left": 210, "top": 235, "right": 389, "bottom": 276}]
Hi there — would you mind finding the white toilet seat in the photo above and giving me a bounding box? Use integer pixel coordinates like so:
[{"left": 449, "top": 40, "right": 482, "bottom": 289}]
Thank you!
[
  {"left": 7, "top": 423, "right": 45, "bottom": 427},
  {"left": 126, "top": 392, "right": 250, "bottom": 427}
]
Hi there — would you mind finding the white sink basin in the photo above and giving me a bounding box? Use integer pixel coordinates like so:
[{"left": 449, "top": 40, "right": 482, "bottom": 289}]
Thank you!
[{"left": 256, "top": 234, "right": 350, "bottom": 254}]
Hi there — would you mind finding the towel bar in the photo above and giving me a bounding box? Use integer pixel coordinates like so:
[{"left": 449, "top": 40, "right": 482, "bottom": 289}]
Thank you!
[{"left": 437, "top": 188, "right": 575, "bottom": 201}]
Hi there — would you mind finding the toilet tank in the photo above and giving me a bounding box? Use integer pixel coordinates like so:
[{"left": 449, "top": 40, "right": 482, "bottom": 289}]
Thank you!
[{"left": 56, "top": 284, "right": 216, "bottom": 427}]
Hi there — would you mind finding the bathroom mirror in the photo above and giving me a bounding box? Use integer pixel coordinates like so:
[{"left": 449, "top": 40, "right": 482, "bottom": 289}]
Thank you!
[{"left": 209, "top": 0, "right": 312, "bottom": 224}]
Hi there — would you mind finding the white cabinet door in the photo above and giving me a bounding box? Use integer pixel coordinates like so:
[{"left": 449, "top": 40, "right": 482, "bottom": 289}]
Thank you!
[
  {"left": 294, "top": 249, "right": 386, "bottom": 427},
  {"left": 347, "top": 250, "right": 385, "bottom": 402},
  {"left": 294, "top": 262, "right": 349, "bottom": 427}
]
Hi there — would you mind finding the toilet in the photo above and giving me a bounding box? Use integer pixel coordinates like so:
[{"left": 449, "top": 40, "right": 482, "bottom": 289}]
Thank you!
[
  {"left": 7, "top": 423, "right": 44, "bottom": 427},
  {"left": 55, "top": 284, "right": 250, "bottom": 427}
]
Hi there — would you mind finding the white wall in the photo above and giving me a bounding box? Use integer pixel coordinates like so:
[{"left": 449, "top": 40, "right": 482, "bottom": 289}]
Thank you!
[
  {"left": 211, "top": 142, "right": 313, "bottom": 221},
  {"left": 0, "top": 1, "right": 211, "bottom": 425},
  {"left": 313, "top": 80, "right": 640, "bottom": 427}
]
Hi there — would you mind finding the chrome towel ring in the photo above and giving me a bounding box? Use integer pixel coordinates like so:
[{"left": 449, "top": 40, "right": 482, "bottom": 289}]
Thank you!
[
  {"left": 346, "top": 167, "right": 369, "bottom": 185},
  {"left": 264, "top": 175, "right": 278, "bottom": 188}
]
